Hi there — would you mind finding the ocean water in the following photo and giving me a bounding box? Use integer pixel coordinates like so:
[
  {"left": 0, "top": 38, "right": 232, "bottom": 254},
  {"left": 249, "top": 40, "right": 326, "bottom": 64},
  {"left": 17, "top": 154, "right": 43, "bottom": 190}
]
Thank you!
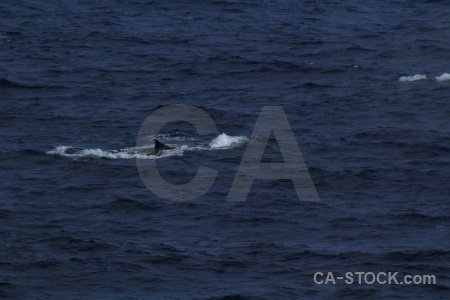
[{"left": 1, "top": 0, "right": 450, "bottom": 299}]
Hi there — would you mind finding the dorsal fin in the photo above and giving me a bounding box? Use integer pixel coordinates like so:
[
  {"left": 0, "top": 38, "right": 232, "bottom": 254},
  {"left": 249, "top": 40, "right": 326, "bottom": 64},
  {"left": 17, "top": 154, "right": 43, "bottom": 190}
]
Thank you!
[
  {"left": 154, "top": 139, "right": 167, "bottom": 151},
  {"left": 152, "top": 139, "right": 173, "bottom": 155}
]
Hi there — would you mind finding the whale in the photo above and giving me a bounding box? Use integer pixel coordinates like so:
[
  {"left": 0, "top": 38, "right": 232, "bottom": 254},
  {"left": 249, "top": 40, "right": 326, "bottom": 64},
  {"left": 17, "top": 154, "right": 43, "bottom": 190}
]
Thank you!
[{"left": 150, "top": 139, "right": 173, "bottom": 155}]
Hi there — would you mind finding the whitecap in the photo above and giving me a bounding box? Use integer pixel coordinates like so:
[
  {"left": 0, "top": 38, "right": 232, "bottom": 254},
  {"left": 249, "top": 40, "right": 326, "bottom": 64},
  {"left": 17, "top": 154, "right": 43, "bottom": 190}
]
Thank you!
[
  {"left": 398, "top": 74, "right": 427, "bottom": 82},
  {"left": 435, "top": 73, "right": 450, "bottom": 82}
]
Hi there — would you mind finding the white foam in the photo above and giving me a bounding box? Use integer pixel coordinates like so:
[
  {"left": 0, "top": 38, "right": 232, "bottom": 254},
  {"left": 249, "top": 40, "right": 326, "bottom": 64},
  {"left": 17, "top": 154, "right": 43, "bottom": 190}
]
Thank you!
[
  {"left": 47, "top": 133, "right": 249, "bottom": 160},
  {"left": 157, "top": 145, "right": 189, "bottom": 157},
  {"left": 435, "top": 73, "right": 450, "bottom": 82},
  {"left": 46, "top": 145, "right": 159, "bottom": 160},
  {"left": 209, "top": 133, "right": 248, "bottom": 149},
  {"left": 398, "top": 74, "right": 427, "bottom": 82}
]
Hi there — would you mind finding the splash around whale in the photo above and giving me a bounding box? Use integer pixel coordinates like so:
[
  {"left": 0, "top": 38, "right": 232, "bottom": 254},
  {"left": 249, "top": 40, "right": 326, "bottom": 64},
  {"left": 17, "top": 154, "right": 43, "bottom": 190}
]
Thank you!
[{"left": 46, "top": 133, "right": 249, "bottom": 160}]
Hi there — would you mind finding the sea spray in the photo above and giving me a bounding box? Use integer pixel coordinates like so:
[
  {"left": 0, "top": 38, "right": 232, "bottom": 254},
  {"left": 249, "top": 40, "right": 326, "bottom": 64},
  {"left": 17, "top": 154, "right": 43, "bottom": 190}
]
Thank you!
[{"left": 209, "top": 133, "right": 248, "bottom": 149}]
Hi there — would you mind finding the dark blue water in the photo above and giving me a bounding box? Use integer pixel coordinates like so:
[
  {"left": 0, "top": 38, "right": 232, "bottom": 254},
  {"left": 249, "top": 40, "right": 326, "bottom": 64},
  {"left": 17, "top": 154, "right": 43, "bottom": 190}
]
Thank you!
[{"left": 1, "top": 0, "right": 450, "bottom": 299}]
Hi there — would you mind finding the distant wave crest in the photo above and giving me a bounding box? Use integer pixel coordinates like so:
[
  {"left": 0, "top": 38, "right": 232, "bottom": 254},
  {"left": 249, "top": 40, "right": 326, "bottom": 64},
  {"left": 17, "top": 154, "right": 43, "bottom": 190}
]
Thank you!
[
  {"left": 399, "top": 73, "right": 450, "bottom": 82},
  {"left": 435, "top": 73, "right": 450, "bottom": 82},
  {"left": 398, "top": 74, "right": 427, "bottom": 82}
]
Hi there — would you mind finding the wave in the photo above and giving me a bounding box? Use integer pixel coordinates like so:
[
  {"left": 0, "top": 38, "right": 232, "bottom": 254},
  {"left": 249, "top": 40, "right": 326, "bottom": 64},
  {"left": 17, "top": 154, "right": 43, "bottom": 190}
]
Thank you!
[
  {"left": 435, "top": 73, "right": 450, "bottom": 82},
  {"left": 398, "top": 74, "right": 427, "bottom": 82},
  {"left": 0, "top": 78, "right": 63, "bottom": 89},
  {"left": 0, "top": 31, "right": 20, "bottom": 44},
  {"left": 0, "top": 33, "right": 9, "bottom": 44},
  {"left": 93, "top": 197, "right": 163, "bottom": 212},
  {"left": 398, "top": 73, "right": 450, "bottom": 82},
  {"left": 47, "top": 133, "right": 249, "bottom": 160},
  {"left": 0, "top": 78, "right": 30, "bottom": 89}
]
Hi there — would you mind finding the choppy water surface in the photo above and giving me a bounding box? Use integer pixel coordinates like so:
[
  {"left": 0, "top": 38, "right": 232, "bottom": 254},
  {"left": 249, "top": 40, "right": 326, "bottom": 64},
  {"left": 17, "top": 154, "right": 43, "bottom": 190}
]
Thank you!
[{"left": 1, "top": 0, "right": 450, "bottom": 299}]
